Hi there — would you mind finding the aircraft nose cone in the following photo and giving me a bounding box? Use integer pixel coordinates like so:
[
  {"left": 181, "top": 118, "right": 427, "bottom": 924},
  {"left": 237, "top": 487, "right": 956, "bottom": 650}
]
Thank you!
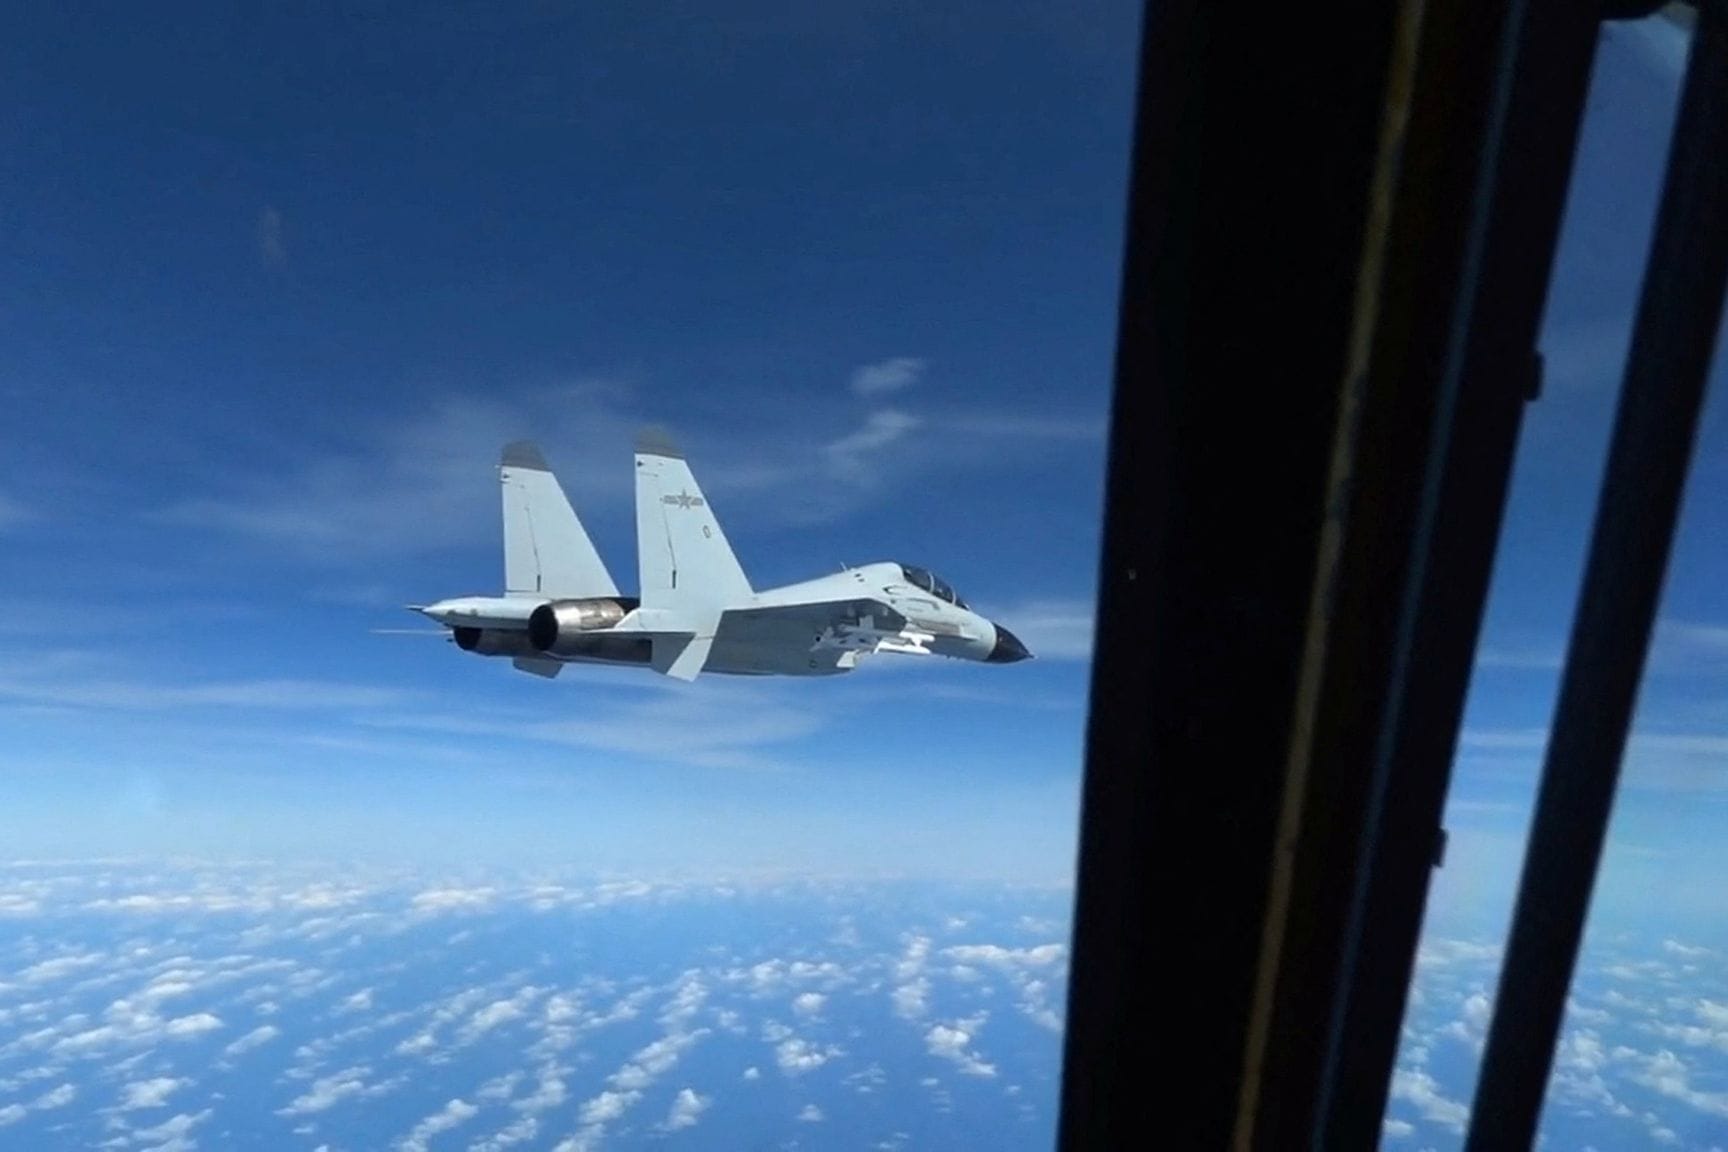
[{"left": 987, "top": 622, "right": 1032, "bottom": 664}]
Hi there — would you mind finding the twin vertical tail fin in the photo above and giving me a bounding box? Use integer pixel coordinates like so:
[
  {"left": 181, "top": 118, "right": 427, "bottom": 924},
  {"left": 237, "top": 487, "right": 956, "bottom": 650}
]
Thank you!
[
  {"left": 633, "top": 427, "right": 750, "bottom": 610},
  {"left": 494, "top": 432, "right": 744, "bottom": 682},
  {"left": 633, "top": 427, "right": 746, "bottom": 680},
  {"left": 501, "top": 441, "right": 619, "bottom": 599}
]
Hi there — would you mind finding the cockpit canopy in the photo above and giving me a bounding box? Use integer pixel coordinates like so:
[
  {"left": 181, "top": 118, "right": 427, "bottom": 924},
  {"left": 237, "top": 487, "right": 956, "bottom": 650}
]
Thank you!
[{"left": 900, "top": 564, "right": 968, "bottom": 610}]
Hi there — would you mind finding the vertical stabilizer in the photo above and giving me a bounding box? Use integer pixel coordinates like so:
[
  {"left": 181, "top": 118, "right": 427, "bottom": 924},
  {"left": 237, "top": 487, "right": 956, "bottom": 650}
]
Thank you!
[
  {"left": 633, "top": 427, "right": 751, "bottom": 610},
  {"left": 501, "top": 441, "right": 619, "bottom": 598}
]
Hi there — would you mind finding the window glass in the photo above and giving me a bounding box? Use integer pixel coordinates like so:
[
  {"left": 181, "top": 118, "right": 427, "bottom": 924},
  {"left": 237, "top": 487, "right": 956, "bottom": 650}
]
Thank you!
[{"left": 1382, "top": 13, "right": 1716, "bottom": 1149}]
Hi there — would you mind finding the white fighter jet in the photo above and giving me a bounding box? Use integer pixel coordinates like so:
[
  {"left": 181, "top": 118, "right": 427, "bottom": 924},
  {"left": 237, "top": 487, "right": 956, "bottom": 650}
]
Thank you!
[{"left": 410, "top": 429, "right": 1032, "bottom": 680}]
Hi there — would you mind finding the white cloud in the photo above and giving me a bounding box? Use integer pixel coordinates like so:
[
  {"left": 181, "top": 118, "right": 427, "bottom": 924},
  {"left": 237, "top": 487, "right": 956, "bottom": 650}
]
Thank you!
[
  {"left": 33, "top": 1082, "right": 75, "bottom": 1109},
  {"left": 579, "top": 1089, "right": 639, "bottom": 1125},
  {"left": 742, "top": 1066, "right": 761, "bottom": 1081},
  {"left": 1629, "top": 1047, "right": 1728, "bottom": 1117},
  {"left": 798, "top": 1103, "right": 825, "bottom": 1122},
  {"left": 1383, "top": 1118, "right": 1414, "bottom": 1139},
  {"left": 398, "top": 1097, "right": 479, "bottom": 1152},
  {"left": 896, "top": 936, "right": 931, "bottom": 981},
  {"left": 0, "top": 1104, "right": 24, "bottom": 1127},
  {"left": 659, "top": 973, "right": 709, "bottom": 1026},
  {"left": 893, "top": 978, "right": 931, "bottom": 1021},
  {"left": 471, "top": 1116, "right": 539, "bottom": 1152},
  {"left": 459, "top": 986, "right": 542, "bottom": 1042},
  {"left": 159, "top": 387, "right": 641, "bottom": 561},
  {"left": 661, "top": 1088, "right": 711, "bottom": 1132},
  {"left": 223, "top": 1024, "right": 281, "bottom": 1056},
  {"left": 338, "top": 988, "right": 374, "bottom": 1014},
  {"left": 513, "top": 1068, "right": 568, "bottom": 1114},
  {"left": 792, "top": 992, "right": 826, "bottom": 1018},
  {"left": 410, "top": 887, "right": 497, "bottom": 911},
  {"left": 926, "top": 1013, "right": 997, "bottom": 1078},
  {"left": 850, "top": 358, "right": 925, "bottom": 398},
  {"left": 825, "top": 410, "right": 921, "bottom": 483},
  {"left": 1389, "top": 1068, "right": 1470, "bottom": 1133},
  {"left": 164, "top": 1012, "right": 222, "bottom": 1037},
  {"left": 477, "top": 1071, "right": 524, "bottom": 1102},
  {"left": 943, "top": 943, "right": 1066, "bottom": 968},
  {"left": 1664, "top": 939, "right": 1711, "bottom": 959},
  {"left": 980, "top": 601, "right": 1095, "bottom": 662},
  {"left": 47, "top": 1001, "right": 224, "bottom": 1057},
  {"left": 776, "top": 1037, "right": 841, "bottom": 1075},
  {"left": 19, "top": 953, "right": 103, "bottom": 983},
  {"left": 610, "top": 1029, "right": 708, "bottom": 1091},
  {"left": 121, "top": 1077, "right": 186, "bottom": 1110},
  {"left": 277, "top": 1067, "right": 372, "bottom": 1116},
  {"left": 0, "top": 673, "right": 411, "bottom": 714},
  {"left": 1415, "top": 939, "right": 1503, "bottom": 968},
  {"left": 133, "top": 1109, "right": 212, "bottom": 1143}
]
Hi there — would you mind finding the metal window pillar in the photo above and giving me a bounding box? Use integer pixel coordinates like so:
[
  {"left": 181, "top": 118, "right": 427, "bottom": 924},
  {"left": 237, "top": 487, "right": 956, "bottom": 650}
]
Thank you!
[
  {"left": 1057, "top": 0, "right": 1662, "bottom": 1147},
  {"left": 1465, "top": 6, "right": 1728, "bottom": 1147},
  {"left": 1056, "top": 2, "right": 1400, "bottom": 1146}
]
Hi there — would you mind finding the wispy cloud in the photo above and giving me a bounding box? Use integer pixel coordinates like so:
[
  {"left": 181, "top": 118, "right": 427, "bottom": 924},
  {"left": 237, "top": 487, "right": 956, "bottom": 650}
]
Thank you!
[
  {"left": 222, "top": 1024, "right": 280, "bottom": 1057},
  {"left": 362, "top": 679, "right": 828, "bottom": 771},
  {"left": 0, "top": 669, "right": 414, "bottom": 714},
  {"left": 120, "top": 1077, "right": 187, "bottom": 1111},
  {"left": 1458, "top": 727, "right": 1728, "bottom": 792},
  {"left": 164, "top": 378, "right": 1103, "bottom": 559},
  {"left": 33, "top": 1083, "right": 75, "bottom": 1110},
  {"left": 161, "top": 385, "right": 640, "bottom": 561},
  {"left": 825, "top": 409, "right": 921, "bottom": 484},
  {"left": 982, "top": 599, "right": 1095, "bottom": 662},
  {"left": 1474, "top": 646, "right": 1565, "bottom": 671},
  {"left": 850, "top": 357, "right": 925, "bottom": 398},
  {"left": 935, "top": 412, "right": 1106, "bottom": 443},
  {"left": 399, "top": 1098, "right": 479, "bottom": 1152},
  {"left": 277, "top": 1066, "right": 380, "bottom": 1116},
  {"left": 457, "top": 986, "right": 544, "bottom": 1045},
  {"left": 129, "top": 1108, "right": 212, "bottom": 1148}
]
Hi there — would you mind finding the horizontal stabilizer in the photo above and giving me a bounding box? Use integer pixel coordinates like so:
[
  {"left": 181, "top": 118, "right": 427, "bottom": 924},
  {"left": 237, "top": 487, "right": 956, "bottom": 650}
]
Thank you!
[
  {"left": 512, "top": 655, "right": 562, "bottom": 678},
  {"left": 651, "top": 633, "right": 714, "bottom": 681}
]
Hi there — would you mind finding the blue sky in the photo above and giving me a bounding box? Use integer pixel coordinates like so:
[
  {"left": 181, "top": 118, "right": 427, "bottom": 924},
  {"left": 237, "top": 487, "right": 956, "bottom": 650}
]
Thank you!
[
  {"left": 0, "top": 4, "right": 1722, "bottom": 919},
  {"left": 0, "top": 1, "right": 1135, "bottom": 877}
]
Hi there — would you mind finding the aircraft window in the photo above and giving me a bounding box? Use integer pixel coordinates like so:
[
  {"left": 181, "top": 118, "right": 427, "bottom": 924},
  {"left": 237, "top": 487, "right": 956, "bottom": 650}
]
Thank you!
[
  {"left": 1381, "top": 14, "right": 1718, "bottom": 1150},
  {"left": 901, "top": 564, "right": 967, "bottom": 607}
]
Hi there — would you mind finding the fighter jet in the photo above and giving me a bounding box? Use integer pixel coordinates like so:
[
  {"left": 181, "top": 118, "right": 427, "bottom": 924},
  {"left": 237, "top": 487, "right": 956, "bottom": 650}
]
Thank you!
[{"left": 410, "top": 429, "right": 1032, "bottom": 680}]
